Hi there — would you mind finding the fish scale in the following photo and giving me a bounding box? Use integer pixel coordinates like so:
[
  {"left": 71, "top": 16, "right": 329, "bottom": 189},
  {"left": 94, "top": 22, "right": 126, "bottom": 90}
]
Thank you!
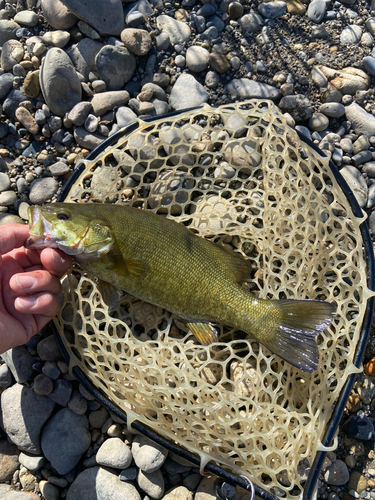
[{"left": 26, "top": 202, "right": 336, "bottom": 372}]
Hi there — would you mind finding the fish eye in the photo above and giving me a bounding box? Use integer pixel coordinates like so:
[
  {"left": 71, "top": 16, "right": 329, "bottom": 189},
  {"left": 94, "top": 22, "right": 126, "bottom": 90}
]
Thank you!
[{"left": 57, "top": 213, "right": 70, "bottom": 221}]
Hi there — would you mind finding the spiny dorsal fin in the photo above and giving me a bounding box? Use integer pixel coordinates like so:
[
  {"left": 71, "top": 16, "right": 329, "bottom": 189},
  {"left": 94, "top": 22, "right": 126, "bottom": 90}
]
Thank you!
[{"left": 214, "top": 243, "right": 253, "bottom": 284}]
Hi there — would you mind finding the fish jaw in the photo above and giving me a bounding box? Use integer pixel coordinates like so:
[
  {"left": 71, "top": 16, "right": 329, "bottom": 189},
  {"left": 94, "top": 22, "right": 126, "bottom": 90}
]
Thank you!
[{"left": 26, "top": 206, "right": 87, "bottom": 255}]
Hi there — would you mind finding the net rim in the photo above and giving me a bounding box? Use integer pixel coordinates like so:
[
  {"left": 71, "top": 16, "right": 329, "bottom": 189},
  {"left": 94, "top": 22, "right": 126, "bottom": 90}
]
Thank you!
[{"left": 54, "top": 102, "right": 375, "bottom": 500}]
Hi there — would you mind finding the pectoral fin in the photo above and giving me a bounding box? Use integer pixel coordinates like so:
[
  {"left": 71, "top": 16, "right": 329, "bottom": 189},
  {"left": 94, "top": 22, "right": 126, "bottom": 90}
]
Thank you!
[
  {"left": 97, "top": 279, "right": 123, "bottom": 308},
  {"left": 109, "top": 255, "right": 150, "bottom": 278},
  {"left": 186, "top": 322, "right": 218, "bottom": 345}
]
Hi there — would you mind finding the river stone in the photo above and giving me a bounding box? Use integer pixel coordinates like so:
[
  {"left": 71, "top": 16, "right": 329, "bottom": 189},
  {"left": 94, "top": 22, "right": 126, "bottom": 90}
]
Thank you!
[
  {"left": 18, "top": 452, "right": 45, "bottom": 472},
  {"left": 59, "top": 0, "right": 125, "bottom": 35},
  {"left": 0, "top": 440, "right": 20, "bottom": 482},
  {"left": 40, "top": 47, "right": 81, "bottom": 116},
  {"left": 42, "top": 30, "right": 70, "bottom": 48},
  {"left": 74, "top": 127, "right": 103, "bottom": 150},
  {"left": 307, "top": 0, "right": 326, "bottom": 23},
  {"left": 156, "top": 15, "right": 191, "bottom": 44},
  {"left": 324, "top": 459, "right": 350, "bottom": 486},
  {"left": 121, "top": 28, "right": 152, "bottom": 56},
  {"left": 279, "top": 94, "right": 312, "bottom": 122},
  {"left": 96, "top": 438, "right": 132, "bottom": 469},
  {"left": 0, "top": 383, "right": 55, "bottom": 454},
  {"left": 1, "top": 346, "right": 35, "bottom": 383},
  {"left": 138, "top": 469, "right": 165, "bottom": 499},
  {"left": 238, "top": 13, "right": 263, "bottom": 32},
  {"left": 91, "top": 91, "right": 130, "bottom": 115},
  {"left": 0, "top": 20, "right": 20, "bottom": 48},
  {"left": 341, "top": 24, "right": 362, "bottom": 45},
  {"left": 15, "top": 107, "right": 39, "bottom": 135},
  {"left": 319, "top": 102, "right": 345, "bottom": 118},
  {"left": 132, "top": 434, "right": 168, "bottom": 472},
  {"left": 67, "top": 466, "right": 141, "bottom": 500},
  {"left": 186, "top": 45, "right": 210, "bottom": 72},
  {"left": 225, "top": 78, "right": 281, "bottom": 100},
  {"left": 23, "top": 72, "right": 40, "bottom": 98},
  {"left": 345, "top": 103, "right": 375, "bottom": 136},
  {"left": 116, "top": 106, "right": 137, "bottom": 127},
  {"left": 1, "top": 40, "right": 23, "bottom": 72},
  {"left": 95, "top": 45, "right": 136, "bottom": 90},
  {"left": 0, "top": 73, "right": 14, "bottom": 100},
  {"left": 41, "top": 408, "right": 91, "bottom": 475},
  {"left": 14, "top": 10, "right": 39, "bottom": 27},
  {"left": 258, "top": 1, "right": 287, "bottom": 19},
  {"left": 29, "top": 177, "right": 59, "bottom": 204},
  {"left": 66, "top": 39, "right": 104, "bottom": 81},
  {"left": 339, "top": 165, "right": 368, "bottom": 208},
  {"left": 164, "top": 486, "right": 194, "bottom": 500},
  {"left": 41, "top": 0, "right": 78, "bottom": 29},
  {"left": 169, "top": 73, "right": 208, "bottom": 110}
]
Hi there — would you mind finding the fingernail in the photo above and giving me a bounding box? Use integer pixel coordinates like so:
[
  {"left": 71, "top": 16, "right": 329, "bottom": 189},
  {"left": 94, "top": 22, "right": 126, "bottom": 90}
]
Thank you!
[
  {"left": 16, "top": 275, "right": 37, "bottom": 289},
  {"left": 17, "top": 296, "right": 37, "bottom": 309},
  {"left": 50, "top": 248, "right": 64, "bottom": 265}
]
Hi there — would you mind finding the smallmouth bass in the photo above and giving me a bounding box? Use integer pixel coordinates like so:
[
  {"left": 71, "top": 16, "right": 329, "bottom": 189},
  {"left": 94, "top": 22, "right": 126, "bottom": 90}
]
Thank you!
[{"left": 26, "top": 203, "right": 336, "bottom": 372}]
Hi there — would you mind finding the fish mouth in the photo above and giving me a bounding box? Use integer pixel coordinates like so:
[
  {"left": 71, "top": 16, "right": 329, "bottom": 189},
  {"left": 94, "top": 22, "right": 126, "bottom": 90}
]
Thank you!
[{"left": 26, "top": 206, "right": 60, "bottom": 250}]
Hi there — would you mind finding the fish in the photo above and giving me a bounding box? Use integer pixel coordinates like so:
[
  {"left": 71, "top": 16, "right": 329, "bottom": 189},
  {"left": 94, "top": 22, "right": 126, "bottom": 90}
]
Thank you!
[{"left": 26, "top": 202, "right": 336, "bottom": 372}]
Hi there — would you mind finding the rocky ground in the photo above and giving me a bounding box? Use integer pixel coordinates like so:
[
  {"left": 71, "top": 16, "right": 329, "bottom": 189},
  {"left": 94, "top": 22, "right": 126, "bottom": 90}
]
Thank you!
[{"left": 1, "top": 0, "right": 375, "bottom": 499}]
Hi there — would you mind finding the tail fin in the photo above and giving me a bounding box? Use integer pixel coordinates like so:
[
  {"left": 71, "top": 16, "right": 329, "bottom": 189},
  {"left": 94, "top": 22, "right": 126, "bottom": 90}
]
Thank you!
[{"left": 261, "top": 300, "right": 336, "bottom": 372}]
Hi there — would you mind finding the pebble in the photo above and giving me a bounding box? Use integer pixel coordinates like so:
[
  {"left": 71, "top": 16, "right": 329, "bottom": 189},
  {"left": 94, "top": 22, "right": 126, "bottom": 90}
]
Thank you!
[
  {"left": 1, "top": 347, "right": 35, "bottom": 383},
  {"left": 225, "top": 78, "right": 281, "bottom": 100},
  {"left": 48, "top": 379, "right": 72, "bottom": 406},
  {"left": 49, "top": 161, "right": 70, "bottom": 176},
  {"left": 41, "top": 0, "right": 78, "bottom": 29},
  {"left": 156, "top": 15, "right": 191, "bottom": 44},
  {"left": 132, "top": 434, "right": 168, "bottom": 472},
  {"left": 14, "top": 11, "right": 39, "bottom": 27},
  {"left": 42, "top": 30, "right": 71, "bottom": 48},
  {"left": 169, "top": 74, "right": 208, "bottom": 110},
  {"left": 66, "top": 38, "right": 104, "bottom": 81},
  {"left": 23, "top": 72, "right": 40, "bottom": 99},
  {"left": 40, "top": 47, "right": 81, "bottom": 116},
  {"left": 341, "top": 25, "right": 362, "bottom": 45},
  {"left": 0, "top": 20, "right": 20, "bottom": 48},
  {"left": 41, "top": 408, "right": 91, "bottom": 474},
  {"left": 116, "top": 106, "right": 137, "bottom": 127},
  {"left": 324, "top": 460, "right": 350, "bottom": 486},
  {"left": 307, "top": 0, "right": 326, "bottom": 23},
  {"left": 343, "top": 414, "right": 374, "bottom": 440},
  {"left": 1, "top": 40, "right": 24, "bottom": 72},
  {"left": 89, "top": 406, "right": 110, "bottom": 428},
  {"left": 39, "top": 481, "right": 61, "bottom": 500},
  {"left": 18, "top": 452, "right": 45, "bottom": 472},
  {"left": 29, "top": 177, "right": 59, "bottom": 204},
  {"left": 74, "top": 127, "right": 103, "bottom": 150},
  {"left": 15, "top": 107, "right": 39, "bottom": 135},
  {"left": 1, "top": 383, "right": 55, "bottom": 454},
  {"left": 137, "top": 469, "right": 165, "bottom": 499},
  {"left": 33, "top": 374, "right": 53, "bottom": 395},
  {"left": 66, "top": 466, "right": 141, "bottom": 500},
  {"left": 119, "top": 467, "right": 138, "bottom": 481},
  {"left": 319, "top": 103, "right": 345, "bottom": 118},
  {"left": 164, "top": 486, "right": 194, "bottom": 500},
  {"left": 96, "top": 438, "right": 132, "bottom": 469},
  {"left": 37, "top": 335, "right": 62, "bottom": 361},
  {"left": 0, "top": 440, "right": 20, "bottom": 482},
  {"left": 155, "top": 32, "right": 170, "bottom": 51},
  {"left": 91, "top": 90, "right": 130, "bottom": 115},
  {"left": 339, "top": 165, "right": 368, "bottom": 208},
  {"left": 121, "top": 28, "right": 152, "bottom": 56},
  {"left": 96, "top": 45, "right": 136, "bottom": 91},
  {"left": 258, "top": 1, "right": 287, "bottom": 19}
]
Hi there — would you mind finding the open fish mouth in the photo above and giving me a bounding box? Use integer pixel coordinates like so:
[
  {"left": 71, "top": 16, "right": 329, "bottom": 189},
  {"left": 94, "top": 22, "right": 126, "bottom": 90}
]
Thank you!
[{"left": 26, "top": 206, "right": 61, "bottom": 250}]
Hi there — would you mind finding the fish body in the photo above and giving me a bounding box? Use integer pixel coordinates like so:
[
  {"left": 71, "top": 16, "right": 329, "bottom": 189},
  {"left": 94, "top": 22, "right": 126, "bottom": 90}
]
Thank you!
[{"left": 27, "top": 203, "right": 336, "bottom": 372}]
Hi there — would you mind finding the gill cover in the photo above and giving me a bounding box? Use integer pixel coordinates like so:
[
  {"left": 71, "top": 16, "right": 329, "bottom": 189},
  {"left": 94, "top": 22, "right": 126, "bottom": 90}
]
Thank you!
[{"left": 27, "top": 204, "right": 114, "bottom": 257}]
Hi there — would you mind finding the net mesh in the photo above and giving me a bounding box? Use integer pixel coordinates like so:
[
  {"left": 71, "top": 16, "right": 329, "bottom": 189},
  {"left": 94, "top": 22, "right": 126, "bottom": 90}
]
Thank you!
[{"left": 55, "top": 100, "right": 372, "bottom": 498}]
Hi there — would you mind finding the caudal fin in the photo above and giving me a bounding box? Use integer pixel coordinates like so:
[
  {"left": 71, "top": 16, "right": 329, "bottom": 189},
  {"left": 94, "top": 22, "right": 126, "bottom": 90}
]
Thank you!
[{"left": 261, "top": 300, "right": 336, "bottom": 372}]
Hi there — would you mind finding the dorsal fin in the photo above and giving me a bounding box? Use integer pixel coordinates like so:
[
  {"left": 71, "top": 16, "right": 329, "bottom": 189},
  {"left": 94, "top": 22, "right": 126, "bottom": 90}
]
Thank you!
[{"left": 213, "top": 243, "right": 253, "bottom": 284}]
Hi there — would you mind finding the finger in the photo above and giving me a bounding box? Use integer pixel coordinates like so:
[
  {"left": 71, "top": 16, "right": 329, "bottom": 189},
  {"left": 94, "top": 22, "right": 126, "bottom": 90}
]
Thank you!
[
  {"left": 10, "top": 270, "right": 62, "bottom": 296},
  {"left": 0, "top": 223, "right": 29, "bottom": 255},
  {"left": 40, "top": 248, "right": 72, "bottom": 277},
  {"left": 14, "top": 291, "right": 61, "bottom": 318}
]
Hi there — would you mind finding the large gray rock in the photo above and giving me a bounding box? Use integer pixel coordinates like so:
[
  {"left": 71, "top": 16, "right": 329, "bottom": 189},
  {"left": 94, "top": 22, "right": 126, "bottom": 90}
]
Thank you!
[
  {"left": 156, "top": 15, "right": 191, "bottom": 44},
  {"left": 66, "top": 38, "right": 104, "bottom": 81},
  {"left": 225, "top": 78, "right": 281, "bottom": 100},
  {"left": 345, "top": 102, "right": 375, "bottom": 136},
  {"left": 1, "top": 347, "right": 35, "bottom": 383},
  {"left": 41, "top": 0, "right": 78, "bottom": 29},
  {"left": 67, "top": 466, "right": 141, "bottom": 500},
  {"left": 59, "top": 0, "right": 125, "bottom": 35},
  {"left": 41, "top": 408, "right": 91, "bottom": 475},
  {"left": 95, "top": 45, "right": 136, "bottom": 91},
  {"left": 0, "top": 20, "right": 20, "bottom": 48},
  {"left": 0, "top": 383, "right": 55, "bottom": 454},
  {"left": 169, "top": 74, "right": 208, "bottom": 110},
  {"left": 40, "top": 47, "right": 82, "bottom": 116}
]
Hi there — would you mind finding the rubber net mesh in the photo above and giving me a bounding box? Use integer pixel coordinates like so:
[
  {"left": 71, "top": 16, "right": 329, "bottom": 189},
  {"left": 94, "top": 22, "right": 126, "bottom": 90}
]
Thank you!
[{"left": 55, "top": 100, "right": 372, "bottom": 498}]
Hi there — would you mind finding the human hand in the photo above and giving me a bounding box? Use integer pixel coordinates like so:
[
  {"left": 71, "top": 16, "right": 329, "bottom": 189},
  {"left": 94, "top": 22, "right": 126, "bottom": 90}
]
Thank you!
[{"left": 0, "top": 223, "right": 72, "bottom": 354}]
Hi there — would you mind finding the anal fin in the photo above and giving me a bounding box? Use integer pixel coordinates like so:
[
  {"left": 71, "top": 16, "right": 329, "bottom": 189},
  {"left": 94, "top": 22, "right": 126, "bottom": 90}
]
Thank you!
[{"left": 186, "top": 322, "right": 218, "bottom": 345}]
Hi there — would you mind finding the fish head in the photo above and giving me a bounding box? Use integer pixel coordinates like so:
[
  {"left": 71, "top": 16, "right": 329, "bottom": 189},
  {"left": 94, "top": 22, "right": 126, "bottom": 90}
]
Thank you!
[{"left": 26, "top": 203, "right": 114, "bottom": 257}]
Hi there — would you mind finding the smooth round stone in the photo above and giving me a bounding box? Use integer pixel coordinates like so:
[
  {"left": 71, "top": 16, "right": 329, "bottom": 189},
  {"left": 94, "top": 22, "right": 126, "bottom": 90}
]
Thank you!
[
  {"left": 307, "top": 0, "right": 326, "bottom": 23},
  {"left": 42, "top": 30, "right": 70, "bottom": 48},
  {"left": 68, "top": 391, "right": 88, "bottom": 415},
  {"left": 41, "top": 0, "right": 78, "bottom": 29},
  {"left": 197, "top": 4, "right": 215, "bottom": 16},
  {"left": 78, "top": 20, "right": 100, "bottom": 40},
  {"left": 0, "top": 20, "right": 20, "bottom": 47},
  {"left": 66, "top": 38, "right": 104, "bottom": 81},
  {"left": 96, "top": 438, "right": 132, "bottom": 469},
  {"left": 14, "top": 10, "right": 39, "bottom": 27},
  {"left": 23, "top": 72, "right": 40, "bottom": 98},
  {"left": 96, "top": 45, "right": 136, "bottom": 91},
  {"left": 340, "top": 24, "right": 362, "bottom": 45},
  {"left": 120, "top": 28, "right": 152, "bottom": 56},
  {"left": 74, "top": 127, "right": 103, "bottom": 150},
  {"left": 0, "top": 190, "right": 16, "bottom": 206},
  {"left": 84, "top": 114, "right": 99, "bottom": 133},
  {"left": 39, "top": 481, "right": 61, "bottom": 500},
  {"left": 226, "top": 78, "right": 281, "bottom": 100},
  {"left": 339, "top": 165, "right": 368, "bottom": 208},
  {"left": 49, "top": 161, "right": 70, "bottom": 176},
  {"left": 156, "top": 15, "right": 191, "bottom": 44},
  {"left": 119, "top": 467, "right": 138, "bottom": 482},
  {"left": 18, "top": 200, "right": 30, "bottom": 219},
  {"left": 0, "top": 441, "right": 20, "bottom": 482},
  {"left": 132, "top": 434, "right": 168, "bottom": 473},
  {"left": 175, "top": 54, "right": 185, "bottom": 67},
  {"left": 89, "top": 406, "right": 109, "bottom": 428},
  {"left": 19, "top": 452, "right": 46, "bottom": 472},
  {"left": 238, "top": 13, "right": 263, "bottom": 33},
  {"left": 319, "top": 102, "right": 345, "bottom": 118},
  {"left": 362, "top": 56, "right": 375, "bottom": 76},
  {"left": 324, "top": 460, "right": 350, "bottom": 486},
  {"left": 228, "top": 2, "right": 244, "bottom": 19},
  {"left": 153, "top": 99, "right": 169, "bottom": 115},
  {"left": 308, "top": 112, "right": 329, "bottom": 132},
  {"left": 362, "top": 161, "right": 375, "bottom": 177},
  {"left": 205, "top": 70, "right": 220, "bottom": 88},
  {"left": 66, "top": 466, "right": 141, "bottom": 500},
  {"left": 344, "top": 413, "right": 374, "bottom": 440},
  {"left": 0, "top": 172, "right": 10, "bottom": 191},
  {"left": 209, "top": 52, "right": 231, "bottom": 73},
  {"left": 169, "top": 73, "right": 208, "bottom": 110},
  {"left": 258, "top": 1, "right": 287, "bottom": 19},
  {"left": 155, "top": 32, "right": 170, "bottom": 51},
  {"left": 1, "top": 39, "right": 23, "bottom": 71},
  {"left": 116, "top": 106, "right": 137, "bottom": 127},
  {"left": 92, "top": 80, "right": 106, "bottom": 92},
  {"left": 40, "top": 47, "right": 81, "bottom": 116},
  {"left": 42, "top": 361, "right": 60, "bottom": 380},
  {"left": 33, "top": 374, "right": 54, "bottom": 396},
  {"left": 137, "top": 469, "right": 165, "bottom": 499},
  {"left": 15, "top": 107, "right": 39, "bottom": 135},
  {"left": 29, "top": 177, "right": 59, "bottom": 204}
]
